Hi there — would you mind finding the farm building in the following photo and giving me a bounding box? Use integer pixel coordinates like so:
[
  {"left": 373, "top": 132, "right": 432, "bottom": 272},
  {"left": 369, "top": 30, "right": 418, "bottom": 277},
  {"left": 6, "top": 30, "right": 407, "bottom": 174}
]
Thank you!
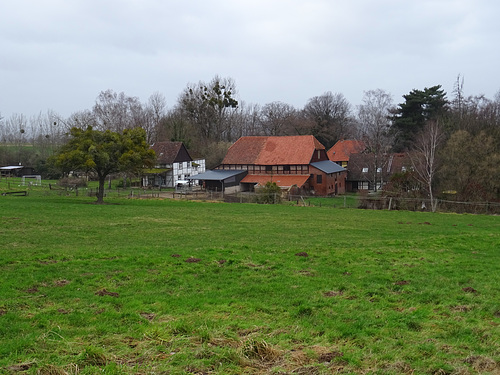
[
  {"left": 186, "top": 170, "right": 247, "bottom": 193},
  {"left": 142, "top": 142, "right": 205, "bottom": 188},
  {"left": 0, "top": 165, "right": 36, "bottom": 177},
  {"left": 196, "top": 135, "right": 346, "bottom": 195},
  {"left": 346, "top": 153, "right": 412, "bottom": 192}
]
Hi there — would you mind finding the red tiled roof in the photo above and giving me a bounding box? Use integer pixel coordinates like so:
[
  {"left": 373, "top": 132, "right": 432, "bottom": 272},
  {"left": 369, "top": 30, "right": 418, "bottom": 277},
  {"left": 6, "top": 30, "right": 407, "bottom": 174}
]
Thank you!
[
  {"left": 327, "top": 140, "right": 365, "bottom": 162},
  {"left": 222, "top": 136, "right": 325, "bottom": 165},
  {"left": 241, "top": 174, "right": 310, "bottom": 188}
]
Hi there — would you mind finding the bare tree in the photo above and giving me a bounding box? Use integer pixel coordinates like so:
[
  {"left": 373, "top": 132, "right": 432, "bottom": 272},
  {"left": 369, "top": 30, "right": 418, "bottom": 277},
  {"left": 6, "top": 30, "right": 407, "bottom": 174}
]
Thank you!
[
  {"left": 409, "top": 120, "right": 444, "bottom": 212},
  {"left": 143, "top": 92, "right": 167, "bottom": 144},
  {"left": 158, "top": 108, "right": 196, "bottom": 148},
  {"left": 178, "top": 76, "right": 239, "bottom": 143},
  {"left": 93, "top": 89, "right": 145, "bottom": 132},
  {"left": 28, "top": 110, "right": 64, "bottom": 156},
  {"left": 303, "top": 92, "right": 354, "bottom": 148},
  {"left": 452, "top": 74, "right": 465, "bottom": 118},
  {"left": 237, "top": 102, "right": 262, "bottom": 137},
  {"left": 259, "top": 101, "right": 297, "bottom": 136},
  {"left": 65, "top": 110, "right": 97, "bottom": 131},
  {"left": 357, "top": 89, "right": 394, "bottom": 191}
]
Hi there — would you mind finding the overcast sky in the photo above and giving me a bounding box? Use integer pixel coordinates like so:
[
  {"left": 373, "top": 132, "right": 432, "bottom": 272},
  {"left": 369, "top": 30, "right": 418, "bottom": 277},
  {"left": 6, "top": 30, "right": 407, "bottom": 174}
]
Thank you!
[{"left": 1, "top": 0, "right": 499, "bottom": 120}]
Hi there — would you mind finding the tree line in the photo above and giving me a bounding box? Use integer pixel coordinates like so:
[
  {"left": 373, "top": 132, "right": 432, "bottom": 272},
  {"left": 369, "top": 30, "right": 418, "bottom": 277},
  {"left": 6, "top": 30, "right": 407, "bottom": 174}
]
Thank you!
[{"left": 1, "top": 74, "right": 499, "bottom": 202}]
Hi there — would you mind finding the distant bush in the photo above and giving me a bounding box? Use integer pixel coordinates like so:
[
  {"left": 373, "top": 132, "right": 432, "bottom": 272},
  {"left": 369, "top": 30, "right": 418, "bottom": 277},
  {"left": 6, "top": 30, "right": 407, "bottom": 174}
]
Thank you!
[{"left": 255, "top": 182, "right": 282, "bottom": 204}]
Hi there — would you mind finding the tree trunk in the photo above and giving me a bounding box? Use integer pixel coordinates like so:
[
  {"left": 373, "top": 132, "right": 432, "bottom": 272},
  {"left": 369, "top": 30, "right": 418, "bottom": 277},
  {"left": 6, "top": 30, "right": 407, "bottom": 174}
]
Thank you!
[
  {"left": 97, "top": 175, "right": 106, "bottom": 204},
  {"left": 428, "top": 180, "right": 437, "bottom": 212}
]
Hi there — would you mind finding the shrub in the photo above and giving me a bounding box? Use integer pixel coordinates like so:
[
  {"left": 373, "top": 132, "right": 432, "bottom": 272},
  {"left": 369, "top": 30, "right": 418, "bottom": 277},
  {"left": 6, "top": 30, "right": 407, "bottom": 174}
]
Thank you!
[{"left": 254, "top": 182, "right": 282, "bottom": 204}]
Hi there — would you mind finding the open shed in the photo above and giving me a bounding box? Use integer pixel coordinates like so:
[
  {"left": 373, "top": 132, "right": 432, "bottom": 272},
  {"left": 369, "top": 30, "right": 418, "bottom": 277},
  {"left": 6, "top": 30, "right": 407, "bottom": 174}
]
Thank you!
[{"left": 186, "top": 170, "right": 247, "bottom": 193}]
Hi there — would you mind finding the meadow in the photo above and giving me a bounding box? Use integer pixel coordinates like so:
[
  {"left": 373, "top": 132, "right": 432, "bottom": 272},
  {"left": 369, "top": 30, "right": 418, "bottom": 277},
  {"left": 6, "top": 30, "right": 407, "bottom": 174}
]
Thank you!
[{"left": 0, "top": 185, "right": 499, "bottom": 374}]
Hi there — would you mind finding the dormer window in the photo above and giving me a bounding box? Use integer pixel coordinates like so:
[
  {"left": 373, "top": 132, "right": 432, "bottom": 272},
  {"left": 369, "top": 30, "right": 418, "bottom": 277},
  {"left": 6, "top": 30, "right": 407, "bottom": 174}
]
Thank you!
[{"left": 362, "top": 167, "right": 368, "bottom": 173}]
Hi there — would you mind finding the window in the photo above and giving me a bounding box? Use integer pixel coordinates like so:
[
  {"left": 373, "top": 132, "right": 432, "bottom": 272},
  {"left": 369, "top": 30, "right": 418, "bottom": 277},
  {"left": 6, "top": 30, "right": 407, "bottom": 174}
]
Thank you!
[
  {"left": 377, "top": 167, "right": 382, "bottom": 173},
  {"left": 283, "top": 165, "right": 290, "bottom": 172},
  {"left": 401, "top": 166, "right": 407, "bottom": 172},
  {"left": 265, "top": 166, "right": 272, "bottom": 173},
  {"left": 362, "top": 167, "right": 368, "bottom": 173},
  {"left": 316, "top": 174, "right": 323, "bottom": 184}
]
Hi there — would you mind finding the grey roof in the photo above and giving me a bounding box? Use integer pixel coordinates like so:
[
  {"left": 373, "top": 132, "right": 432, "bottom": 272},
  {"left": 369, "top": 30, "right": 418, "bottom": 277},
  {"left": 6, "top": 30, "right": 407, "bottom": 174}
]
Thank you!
[
  {"left": 310, "top": 160, "right": 345, "bottom": 174},
  {"left": 0, "top": 166, "right": 23, "bottom": 170},
  {"left": 186, "top": 169, "right": 247, "bottom": 181}
]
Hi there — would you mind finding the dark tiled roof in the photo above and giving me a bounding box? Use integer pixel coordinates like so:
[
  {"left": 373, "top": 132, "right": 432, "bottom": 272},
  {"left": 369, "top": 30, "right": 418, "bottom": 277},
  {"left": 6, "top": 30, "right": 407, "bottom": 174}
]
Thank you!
[
  {"left": 150, "top": 142, "right": 192, "bottom": 164},
  {"left": 222, "top": 135, "right": 325, "bottom": 165},
  {"left": 186, "top": 170, "right": 247, "bottom": 181},
  {"left": 347, "top": 153, "right": 411, "bottom": 181}
]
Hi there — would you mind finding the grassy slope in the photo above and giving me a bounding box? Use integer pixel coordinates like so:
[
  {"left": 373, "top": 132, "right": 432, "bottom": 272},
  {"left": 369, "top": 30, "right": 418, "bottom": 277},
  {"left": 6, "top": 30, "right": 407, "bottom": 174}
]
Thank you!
[{"left": 0, "top": 194, "right": 499, "bottom": 374}]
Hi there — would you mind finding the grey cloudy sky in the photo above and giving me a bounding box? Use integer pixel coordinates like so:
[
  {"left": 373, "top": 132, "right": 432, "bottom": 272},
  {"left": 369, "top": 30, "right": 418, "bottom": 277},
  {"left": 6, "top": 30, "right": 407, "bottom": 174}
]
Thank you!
[{"left": 1, "top": 0, "right": 499, "bottom": 119}]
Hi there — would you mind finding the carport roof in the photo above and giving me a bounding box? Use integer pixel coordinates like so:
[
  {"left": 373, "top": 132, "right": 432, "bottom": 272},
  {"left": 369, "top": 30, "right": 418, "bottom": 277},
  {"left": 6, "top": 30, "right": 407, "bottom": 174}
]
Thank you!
[
  {"left": 310, "top": 160, "right": 345, "bottom": 174},
  {"left": 186, "top": 170, "right": 246, "bottom": 181}
]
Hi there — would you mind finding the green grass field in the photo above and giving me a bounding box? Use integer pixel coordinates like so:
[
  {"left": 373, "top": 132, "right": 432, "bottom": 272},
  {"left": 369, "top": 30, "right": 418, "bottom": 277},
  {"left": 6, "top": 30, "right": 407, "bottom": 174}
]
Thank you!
[{"left": 0, "top": 189, "right": 499, "bottom": 374}]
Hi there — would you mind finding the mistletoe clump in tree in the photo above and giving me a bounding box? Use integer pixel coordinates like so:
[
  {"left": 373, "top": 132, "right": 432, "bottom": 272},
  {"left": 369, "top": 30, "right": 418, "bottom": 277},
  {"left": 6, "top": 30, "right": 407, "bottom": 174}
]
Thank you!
[{"left": 51, "top": 126, "right": 156, "bottom": 204}]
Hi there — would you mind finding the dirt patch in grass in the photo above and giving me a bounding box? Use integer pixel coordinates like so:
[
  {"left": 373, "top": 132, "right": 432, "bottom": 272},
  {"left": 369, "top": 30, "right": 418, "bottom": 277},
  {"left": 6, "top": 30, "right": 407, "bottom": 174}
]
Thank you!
[
  {"left": 291, "top": 345, "right": 346, "bottom": 368},
  {"left": 383, "top": 361, "right": 414, "bottom": 374},
  {"left": 25, "top": 286, "right": 39, "bottom": 293},
  {"left": 95, "top": 288, "right": 119, "bottom": 297},
  {"left": 39, "top": 259, "right": 58, "bottom": 264},
  {"left": 318, "top": 351, "right": 344, "bottom": 362},
  {"left": 297, "top": 270, "right": 315, "bottom": 277},
  {"left": 464, "top": 355, "right": 498, "bottom": 372},
  {"left": 140, "top": 312, "right": 156, "bottom": 321},
  {"left": 451, "top": 305, "right": 471, "bottom": 312},
  {"left": 295, "top": 252, "right": 309, "bottom": 257},
  {"left": 185, "top": 257, "right": 201, "bottom": 263},
  {"left": 395, "top": 280, "right": 410, "bottom": 285},
  {"left": 53, "top": 279, "right": 70, "bottom": 287},
  {"left": 323, "top": 290, "right": 343, "bottom": 297},
  {"left": 462, "top": 287, "right": 478, "bottom": 294},
  {"left": 7, "top": 362, "right": 35, "bottom": 372},
  {"left": 171, "top": 254, "right": 181, "bottom": 258}
]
